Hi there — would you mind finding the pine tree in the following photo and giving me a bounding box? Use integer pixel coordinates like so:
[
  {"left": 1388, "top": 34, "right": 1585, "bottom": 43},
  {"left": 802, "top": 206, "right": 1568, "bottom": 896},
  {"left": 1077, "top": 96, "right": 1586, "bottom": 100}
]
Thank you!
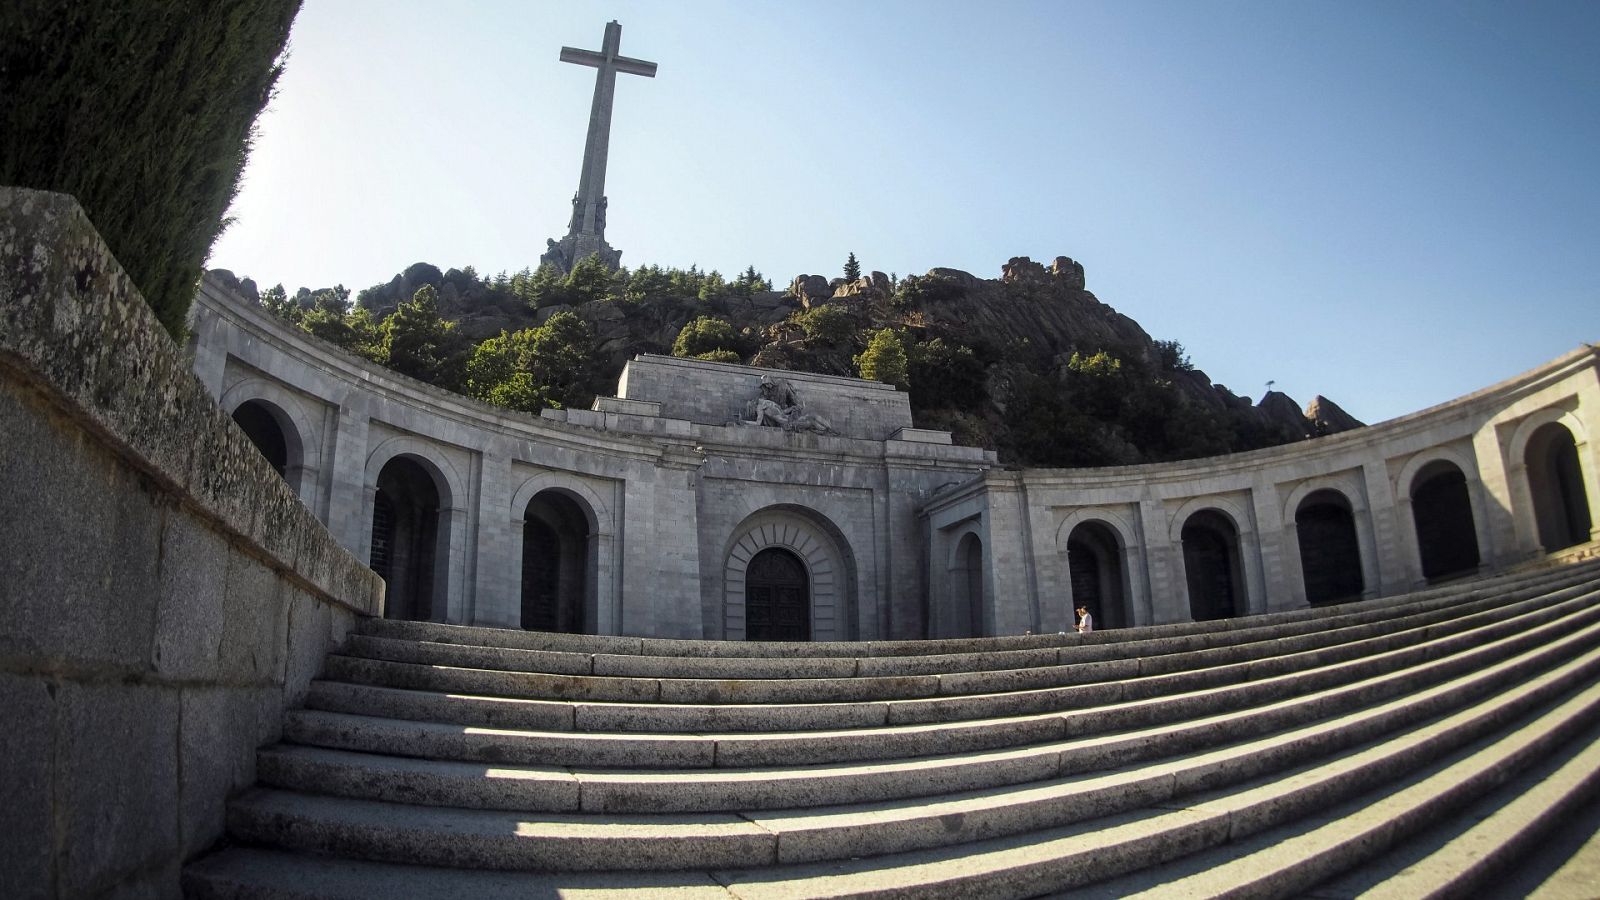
[
  {"left": 377, "top": 285, "right": 466, "bottom": 389},
  {"left": 855, "top": 329, "right": 909, "bottom": 388},
  {"left": 2, "top": 0, "right": 300, "bottom": 337},
  {"left": 843, "top": 252, "right": 861, "bottom": 281}
]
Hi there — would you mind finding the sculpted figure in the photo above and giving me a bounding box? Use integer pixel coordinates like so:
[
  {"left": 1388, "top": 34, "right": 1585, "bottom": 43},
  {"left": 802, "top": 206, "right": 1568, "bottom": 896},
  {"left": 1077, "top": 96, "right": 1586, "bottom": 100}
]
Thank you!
[{"left": 739, "top": 375, "right": 837, "bottom": 435}]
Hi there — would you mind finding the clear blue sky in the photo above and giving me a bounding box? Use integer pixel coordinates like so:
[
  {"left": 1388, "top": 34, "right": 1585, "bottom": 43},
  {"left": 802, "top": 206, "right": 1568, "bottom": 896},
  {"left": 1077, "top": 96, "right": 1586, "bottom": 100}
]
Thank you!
[{"left": 210, "top": 0, "right": 1599, "bottom": 425}]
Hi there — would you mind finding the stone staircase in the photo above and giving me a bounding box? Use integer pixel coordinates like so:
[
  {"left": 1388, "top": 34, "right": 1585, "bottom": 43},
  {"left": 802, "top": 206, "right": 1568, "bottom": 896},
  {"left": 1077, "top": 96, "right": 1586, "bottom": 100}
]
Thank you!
[{"left": 183, "top": 561, "right": 1600, "bottom": 898}]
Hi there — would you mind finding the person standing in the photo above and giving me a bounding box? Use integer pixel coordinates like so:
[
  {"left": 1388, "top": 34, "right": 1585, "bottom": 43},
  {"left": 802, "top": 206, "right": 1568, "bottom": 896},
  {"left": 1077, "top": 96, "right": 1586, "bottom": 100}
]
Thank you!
[{"left": 1076, "top": 605, "right": 1095, "bottom": 634}]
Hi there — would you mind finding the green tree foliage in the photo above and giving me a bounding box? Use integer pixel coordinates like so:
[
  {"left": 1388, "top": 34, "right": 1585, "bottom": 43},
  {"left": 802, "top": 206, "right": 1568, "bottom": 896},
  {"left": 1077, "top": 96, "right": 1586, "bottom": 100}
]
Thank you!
[
  {"left": 377, "top": 285, "right": 467, "bottom": 389},
  {"left": 855, "top": 329, "right": 909, "bottom": 387},
  {"left": 1, "top": 0, "right": 300, "bottom": 337},
  {"left": 994, "top": 347, "right": 1234, "bottom": 466},
  {"left": 465, "top": 311, "right": 595, "bottom": 413},
  {"left": 672, "top": 316, "right": 741, "bottom": 360},
  {"left": 843, "top": 252, "right": 861, "bottom": 281},
  {"left": 790, "top": 305, "right": 857, "bottom": 345},
  {"left": 1155, "top": 339, "right": 1195, "bottom": 372},
  {"left": 564, "top": 254, "right": 618, "bottom": 305},
  {"left": 513, "top": 264, "right": 568, "bottom": 309},
  {"left": 730, "top": 265, "right": 770, "bottom": 299},
  {"left": 260, "top": 284, "right": 296, "bottom": 320},
  {"left": 907, "top": 339, "right": 986, "bottom": 411},
  {"left": 892, "top": 272, "right": 968, "bottom": 308},
  {"left": 624, "top": 264, "right": 673, "bottom": 305},
  {"left": 243, "top": 255, "right": 1292, "bottom": 468}
]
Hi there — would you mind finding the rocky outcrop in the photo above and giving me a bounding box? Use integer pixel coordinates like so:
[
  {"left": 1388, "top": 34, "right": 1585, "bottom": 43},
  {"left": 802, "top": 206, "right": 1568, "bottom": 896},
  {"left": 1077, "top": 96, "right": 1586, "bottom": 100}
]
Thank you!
[
  {"left": 1051, "top": 256, "right": 1086, "bottom": 289},
  {"left": 1258, "top": 390, "right": 1313, "bottom": 440},
  {"left": 787, "top": 274, "right": 833, "bottom": 308},
  {"left": 1307, "top": 395, "right": 1365, "bottom": 435}
]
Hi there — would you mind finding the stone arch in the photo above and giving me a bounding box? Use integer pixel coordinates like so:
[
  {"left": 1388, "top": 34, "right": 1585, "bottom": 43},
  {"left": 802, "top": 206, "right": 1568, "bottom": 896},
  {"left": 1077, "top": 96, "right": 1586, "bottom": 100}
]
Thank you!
[
  {"left": 1166, "top": 495, "right": 1263, "bottom": 616},
  {"left": 1508, "top": 407, "right": 1597, "bottom": 554},
  {"left": 362, "top": 437, "right": 467, "bottom": 623},
  {"left": 1178, "top": 509, "right": 1245, "bottom": 622},
  {"left": 219, "top": 379, "right": 321, "bottom": 507},
  {"left": 1056, "top": 509, "right": 1140, "bottom": 630},
  {"left": 1395, "top": 445, "right": 1490, "bottom": 584},
  {"left": 1293, "top": 487, "right": 1366, "bottom": 605},
  {"left": 1403, "top": 455, "right": 1483, "bottom": 582},
  {"left": 723, "top": 506, "right": 856, "bottom": 641},
  {"left": 1281, "top": 474, "right": 1379, "bottom": 607},
  {"left": 508, "top": 472, "right": 619, "bottom": 633},
  {"left": 941, "top": 527, "right": 986, "bottom": 638}
]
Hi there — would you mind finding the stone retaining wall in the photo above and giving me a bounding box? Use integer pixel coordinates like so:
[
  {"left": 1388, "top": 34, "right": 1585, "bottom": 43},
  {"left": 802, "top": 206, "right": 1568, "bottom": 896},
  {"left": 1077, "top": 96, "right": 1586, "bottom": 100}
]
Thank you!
[{"left": 0, "top": 188, "right": 382, "bottom": 898}]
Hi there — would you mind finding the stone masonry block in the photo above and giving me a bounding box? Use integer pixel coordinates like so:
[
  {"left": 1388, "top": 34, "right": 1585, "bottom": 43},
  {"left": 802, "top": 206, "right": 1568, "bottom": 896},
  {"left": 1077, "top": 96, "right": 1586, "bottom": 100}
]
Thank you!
[
  {"left": 282, "top": 586, "right": 333, "bottom": 707},
  {"left": 57, "top": 681, "right": 179, "bottom": 898},
  {"left": 0, "top": 674, "right": 55, "bottom": 900},
  {"left": 0, "top": 386, "right": 159, "bottom": 671},
  {"left": 179, "top": 686, "right": 259, "bottom": 858},
  {"left": 154, "top": 510, "right": 231, "bottom": 680},
  {"left": 218, "top": 548, "right": 287, "bottom": 685}
]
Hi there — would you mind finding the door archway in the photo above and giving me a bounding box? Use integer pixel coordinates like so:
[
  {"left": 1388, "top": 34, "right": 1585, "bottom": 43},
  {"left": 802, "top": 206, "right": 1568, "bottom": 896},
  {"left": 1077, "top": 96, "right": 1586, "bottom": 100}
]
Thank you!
[
  {"left": 1296, "top": 489, "right": 1364, "bottom": 605},
  {"left": 745, "top": 548, "right": 810, "bottom": 641},
  {"left": 1181, "top": 510, "right": 1242, "bottom": 621},
  {"left": 370, "top": 456, "right": 444, "bottom": 621},
  {"left": 1526, "top": 421, "right": 1593, "bottom": 552},
  {"left": 521, "top": 489, "right": 593, "bottom": 633},
  {"left": 1409, "top": 460, "right": 1480, "bottom": 580},
  {"left": 1066, "top": 521, "right": 1127, "bottom": 629},
  {"left": 946, "top": 531, "right": 985, "bottom": 637},
  {"left": 231, "top": 400, "right": 290, "bottom": 480}
]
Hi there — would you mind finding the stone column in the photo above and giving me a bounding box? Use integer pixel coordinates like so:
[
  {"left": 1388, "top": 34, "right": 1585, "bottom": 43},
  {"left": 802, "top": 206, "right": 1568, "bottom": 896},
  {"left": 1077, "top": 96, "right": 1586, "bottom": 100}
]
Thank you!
[{"left": 1361, "top": 459, "right": 1412, "bottom": 593}]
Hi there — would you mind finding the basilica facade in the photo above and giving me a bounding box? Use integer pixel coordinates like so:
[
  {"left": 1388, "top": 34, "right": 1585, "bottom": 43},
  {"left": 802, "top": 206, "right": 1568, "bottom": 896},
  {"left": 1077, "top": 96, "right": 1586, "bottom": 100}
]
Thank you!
[{"left": 189, "top": 275, "right": 1600, "bottom": 641}]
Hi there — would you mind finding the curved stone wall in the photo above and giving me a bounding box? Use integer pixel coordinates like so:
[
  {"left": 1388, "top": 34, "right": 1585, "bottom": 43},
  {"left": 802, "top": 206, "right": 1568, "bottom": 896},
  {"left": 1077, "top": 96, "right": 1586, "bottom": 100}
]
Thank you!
[
  {"left": 925, "top": 346, "right": 1600, "bottom": 634},
  {"left": 190, "top": 273, "right": 1599, "bottom": 641},
  {"left": 188, "top": 277, "right": 993, "bottom": 640}
]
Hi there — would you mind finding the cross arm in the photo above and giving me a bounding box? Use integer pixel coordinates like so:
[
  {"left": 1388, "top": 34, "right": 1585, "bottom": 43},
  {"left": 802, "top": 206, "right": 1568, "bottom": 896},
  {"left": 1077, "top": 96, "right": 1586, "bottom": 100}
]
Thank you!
[
  {"left": 559, "top": 46, "right": 657, "bottom": 78},
  {"left": 613, "top": 56, "right": 658, "bottom": 78}
]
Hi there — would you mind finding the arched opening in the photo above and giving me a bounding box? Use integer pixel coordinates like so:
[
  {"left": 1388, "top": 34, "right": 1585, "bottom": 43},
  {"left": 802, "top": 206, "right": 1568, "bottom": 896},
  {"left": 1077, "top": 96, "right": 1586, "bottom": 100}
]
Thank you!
[
  {"left": 1296, "top": 489, "right": 1364, "bottom": 605},
  {"left": 521, "top": 490, "right": 592, "bottom": 633},
  {"left": 1410, "top": 460, "right": 1480, "bottom": 581},
  {"left": 745, "top": 547, "right": 810, "bottom": 641},
  {"left": 370, "top": 456, "right": 442, "bottom": 621},
  {"left": 723, "top": 506, "right": 856, "bottom": 641},
  {"left": 1181, "top": 510, "right": 1243, "bottom": 621},
  {"left": 231, "top": 400, "right": 290, "bottom": 481},
  {"left": 1066, "top": 521, "right": 1127, "bottom": 629},
  {"left": 1526, "top": 422, "right": 1593, "bottom": 552},
  {"left": 947, "top": 532, "right": 985, "bottom": 637}
]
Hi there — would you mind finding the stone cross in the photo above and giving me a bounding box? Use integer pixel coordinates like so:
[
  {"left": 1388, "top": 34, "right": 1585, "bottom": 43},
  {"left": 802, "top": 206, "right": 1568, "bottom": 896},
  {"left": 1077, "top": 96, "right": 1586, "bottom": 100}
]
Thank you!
[{"left": 559, "top": 20, "right": 655, "bottom": 244}]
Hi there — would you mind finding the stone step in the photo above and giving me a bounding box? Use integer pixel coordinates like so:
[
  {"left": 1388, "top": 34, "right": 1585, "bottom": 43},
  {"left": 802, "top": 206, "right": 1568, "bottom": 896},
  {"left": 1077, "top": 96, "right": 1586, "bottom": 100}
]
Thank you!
[
  {"left": 716, "top": 659, "right": 1600, "bottom": 899},
  {"left": 284, "top": 594, "right": 1600, "bottom": 769},
  {"left": 1063, "top": 664, "right": 1600, "bottom": 899},
  {"left": 222, "top": 638, "right": 1600, "bottom": 880},
  {"left": 260, "top": 613, "right": 1600, "bottom": 814},
  {"left": 182, "top": 849, "right": 737, "bottom": 899},
  {"left": 354, "top": 561, "right": 1600, "bottom": 663},
  {"left": 1305, "top": 714, "right": 1600, "bottom": 898},
  {"left": 304, "top": 585, "right": 1600, "bottom": 737},
  {"left": 337, "top": 575, "right": 1598, "bottom": 687}
]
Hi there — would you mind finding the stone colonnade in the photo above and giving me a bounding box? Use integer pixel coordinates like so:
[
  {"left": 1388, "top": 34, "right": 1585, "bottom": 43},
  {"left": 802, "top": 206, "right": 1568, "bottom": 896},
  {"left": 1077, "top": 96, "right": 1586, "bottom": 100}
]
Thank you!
[
  {"left": 925, "top": 348, "right": 1600, "bottom": 635},
  {"left": 187, "top": 277, "right": 992, "bottom": 640}
]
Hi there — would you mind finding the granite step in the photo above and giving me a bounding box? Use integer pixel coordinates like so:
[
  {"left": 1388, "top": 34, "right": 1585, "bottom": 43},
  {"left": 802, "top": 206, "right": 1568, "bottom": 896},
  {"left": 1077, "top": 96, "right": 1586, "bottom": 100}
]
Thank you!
[
  {"left": 284, "top": 592, "right": 1600, "bottom": 771},
  {"left": 259, "top": 613, "right": 1600, "bottom": 814},
  {"left": 353, "top": 561, "right": 1600, "bottom": 664},
  {"left": 1304, "top": 713, "right": 1600, "bottom": 899},
  {"left": 303, "top": 585, "right": 1600, "bottom": 737},
  {"left": 336, "top": 575, "right": 1599, "bottom": 687},
  {"left": 1060, "top": 666, "right": 1600, "bottom": 899},
  {"left": 222, "top": 639, "right": 1600, "bottom": 880}
]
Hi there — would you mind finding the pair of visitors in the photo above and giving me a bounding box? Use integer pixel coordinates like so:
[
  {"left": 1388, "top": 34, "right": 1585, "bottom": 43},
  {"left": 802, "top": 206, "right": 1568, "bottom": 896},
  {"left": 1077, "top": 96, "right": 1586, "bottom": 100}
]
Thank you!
[{"left": 1076, "top": 605, "right": 1094, "bottom": 634}]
